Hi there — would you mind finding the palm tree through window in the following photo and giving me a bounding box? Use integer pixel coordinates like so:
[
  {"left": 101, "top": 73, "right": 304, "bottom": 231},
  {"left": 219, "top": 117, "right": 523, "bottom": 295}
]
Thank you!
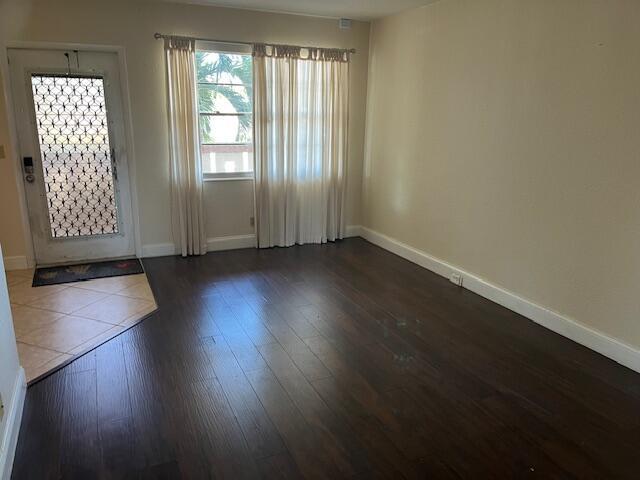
[{"left": 196, "top": 49, "right": 253, "bottom": 177}]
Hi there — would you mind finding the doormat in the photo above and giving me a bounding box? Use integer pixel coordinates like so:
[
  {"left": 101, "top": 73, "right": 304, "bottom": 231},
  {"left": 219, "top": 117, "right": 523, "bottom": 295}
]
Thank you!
[{"left": 32, "top": 258, "right": 144, "bottom": 287}]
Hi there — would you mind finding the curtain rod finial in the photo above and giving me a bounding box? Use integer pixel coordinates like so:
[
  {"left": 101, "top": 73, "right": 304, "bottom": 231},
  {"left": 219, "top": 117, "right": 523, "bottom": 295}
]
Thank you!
[{"left": 154, "top": 33, "right": 163, "bottom": 40}]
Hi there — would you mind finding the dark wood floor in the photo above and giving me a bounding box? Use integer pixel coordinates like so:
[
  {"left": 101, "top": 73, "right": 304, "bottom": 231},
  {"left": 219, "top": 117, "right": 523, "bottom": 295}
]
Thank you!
[{"left": 11, "top": 238, "right": 640, "bottom": 479}]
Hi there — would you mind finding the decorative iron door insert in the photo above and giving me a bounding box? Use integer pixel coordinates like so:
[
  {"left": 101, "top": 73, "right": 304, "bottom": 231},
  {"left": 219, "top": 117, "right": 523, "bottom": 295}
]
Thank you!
[{"left": 30, "top": 74, "right": 119, "bottom": 238}]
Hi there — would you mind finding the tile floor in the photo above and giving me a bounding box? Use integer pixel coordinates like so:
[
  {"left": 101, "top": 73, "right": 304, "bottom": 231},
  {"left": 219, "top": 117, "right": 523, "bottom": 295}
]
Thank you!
[{"left": 6, "top": 268, "right": 157, "bottom": 382}]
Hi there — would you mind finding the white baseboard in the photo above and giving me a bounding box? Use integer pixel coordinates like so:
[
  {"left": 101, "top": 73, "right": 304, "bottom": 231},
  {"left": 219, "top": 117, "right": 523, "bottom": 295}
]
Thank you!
[
  {"left": 344, "top": 225, "right": 362, "bottom": 238},
  {"left": 140, "top": 242, "right": 176, "bottom": 258},
  {"left": 142, "top": 227, "right": 367, "bottom": 258},
  {"left": 142, "top": 234, "right": 257, "bottom": 258},
  {"left": 2, "top": 256, "right": 29, "bottom": 271},
  {"left": 207, "top": 234, "right": 256, "bottom": 252},
  {"left": 358, "top": 226, "right": 640, "bottom": 373},
  {"left": 0, "top": 368, "right": 26, "bottom": 480},
  {"left": 206, "top": 229, "right": 361, "bottom": 250}
]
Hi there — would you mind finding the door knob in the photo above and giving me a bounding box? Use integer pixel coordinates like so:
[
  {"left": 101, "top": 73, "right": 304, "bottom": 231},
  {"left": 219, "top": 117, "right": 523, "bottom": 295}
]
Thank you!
[{"left": 25, "top": 174, "right": 35, "bottom": 183}]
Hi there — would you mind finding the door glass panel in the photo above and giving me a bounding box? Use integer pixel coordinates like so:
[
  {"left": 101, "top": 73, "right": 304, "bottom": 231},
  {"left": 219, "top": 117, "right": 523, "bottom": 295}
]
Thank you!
[{"left": 31, "top": 75, "right": 118, "bottom": 238}]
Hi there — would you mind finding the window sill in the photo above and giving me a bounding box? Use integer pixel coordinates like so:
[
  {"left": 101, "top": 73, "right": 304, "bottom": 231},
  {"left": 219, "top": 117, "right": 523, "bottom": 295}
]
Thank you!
[{"left": 203, "top": 175, "right": 254, "bottom": 182}]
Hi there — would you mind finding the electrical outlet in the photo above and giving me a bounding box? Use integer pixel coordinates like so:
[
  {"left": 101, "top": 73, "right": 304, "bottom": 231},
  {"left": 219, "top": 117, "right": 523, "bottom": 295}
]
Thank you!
[
  {"left": 249, "top": 216, "right": 255, "bottom": 227},
  {"left": 450, "top": 273, "right": 463, "bottom": 287}
]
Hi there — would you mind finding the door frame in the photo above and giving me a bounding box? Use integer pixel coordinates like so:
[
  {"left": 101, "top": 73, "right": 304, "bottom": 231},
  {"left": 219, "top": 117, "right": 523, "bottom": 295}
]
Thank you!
[{"left": 1, "top": 41, "right": 142, "bottom": 267}]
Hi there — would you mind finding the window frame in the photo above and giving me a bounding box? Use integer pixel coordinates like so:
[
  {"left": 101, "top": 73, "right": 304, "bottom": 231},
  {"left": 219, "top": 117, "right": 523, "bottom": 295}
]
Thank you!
[{"left": 195, "top": 41, "right": 254, "bottom": 181}]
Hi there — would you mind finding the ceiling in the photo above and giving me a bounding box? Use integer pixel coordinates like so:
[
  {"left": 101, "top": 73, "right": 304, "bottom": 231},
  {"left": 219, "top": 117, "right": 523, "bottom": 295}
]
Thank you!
[{"left": 159, "top": 0, "right": 440, "bottom": 21}]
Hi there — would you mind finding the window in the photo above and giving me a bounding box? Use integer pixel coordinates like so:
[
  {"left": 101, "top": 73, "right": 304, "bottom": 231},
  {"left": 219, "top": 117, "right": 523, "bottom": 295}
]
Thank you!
[{"left": 196, "top": 43, "right": 253, "bottom": 179}]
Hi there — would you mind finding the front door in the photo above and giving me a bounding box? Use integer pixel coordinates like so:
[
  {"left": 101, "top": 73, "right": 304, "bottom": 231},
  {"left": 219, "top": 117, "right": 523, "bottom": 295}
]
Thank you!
[{"left": 8, "top": 48, "right": 135, "bottom": 265}]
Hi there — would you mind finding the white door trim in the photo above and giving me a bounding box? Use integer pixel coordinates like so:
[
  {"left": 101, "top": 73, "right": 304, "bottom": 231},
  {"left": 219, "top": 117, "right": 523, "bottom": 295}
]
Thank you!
[{"left": 1, "top": 41, "right": 142, "bottom": 263}]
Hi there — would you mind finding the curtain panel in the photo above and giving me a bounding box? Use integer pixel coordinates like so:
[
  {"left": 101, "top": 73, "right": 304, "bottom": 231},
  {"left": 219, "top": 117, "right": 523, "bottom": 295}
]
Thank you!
[
  {"left": 253, "top": 44, "right": 350, "bottom": 248},
  {"left": 164, "top": 37, "right": 207, "bottom": 256}
]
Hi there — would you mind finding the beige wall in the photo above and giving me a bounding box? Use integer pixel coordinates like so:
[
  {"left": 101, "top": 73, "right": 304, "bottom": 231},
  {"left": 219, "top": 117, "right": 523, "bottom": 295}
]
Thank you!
[
  {"left": 204, "top": 179, "right": 255, "bottom": 238},
  {"left": 364, "top": 0, "right": 640, "bottom": 348},
  {"left": 0, "top": 71, "right": 27, "bottom": 258},
  {"left": 0, "top": 0, "right": 369, "bottom": 257}
]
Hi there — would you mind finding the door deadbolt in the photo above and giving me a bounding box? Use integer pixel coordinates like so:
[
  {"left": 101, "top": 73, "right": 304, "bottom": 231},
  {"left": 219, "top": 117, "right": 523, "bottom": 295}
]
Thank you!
[
  {"left": 23, "top": 156, "right": 34, "bottom": 174},
  {"left": 23, "top": 157, "right": 35, "bottom": 182}
]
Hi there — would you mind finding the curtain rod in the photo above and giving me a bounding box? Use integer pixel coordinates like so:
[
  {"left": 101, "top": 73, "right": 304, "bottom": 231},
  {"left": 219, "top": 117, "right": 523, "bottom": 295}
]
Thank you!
[{"left": 153, "top": 32, "right": 356, "bottom": 54}]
